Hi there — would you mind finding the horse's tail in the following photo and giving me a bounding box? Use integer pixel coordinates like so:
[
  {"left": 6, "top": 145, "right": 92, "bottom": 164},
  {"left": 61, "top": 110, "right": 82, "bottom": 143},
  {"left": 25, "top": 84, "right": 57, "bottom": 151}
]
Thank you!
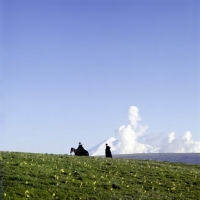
[{"left": 85, "top": 150, "right": 89, "bottom": 156}]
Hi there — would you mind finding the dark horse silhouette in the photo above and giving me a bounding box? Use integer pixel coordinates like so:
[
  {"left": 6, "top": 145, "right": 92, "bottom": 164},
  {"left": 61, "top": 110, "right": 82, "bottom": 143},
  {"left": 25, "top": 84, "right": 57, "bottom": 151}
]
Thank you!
[{"left": 70, "top": 147, "right": 89, "bottom": 156}]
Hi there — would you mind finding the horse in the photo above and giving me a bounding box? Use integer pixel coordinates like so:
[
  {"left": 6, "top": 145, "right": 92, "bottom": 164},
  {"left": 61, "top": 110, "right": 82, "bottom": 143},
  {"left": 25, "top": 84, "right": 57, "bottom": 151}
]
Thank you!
[{"left": 70, "top": 147, "right": 89, "bottom": 156}]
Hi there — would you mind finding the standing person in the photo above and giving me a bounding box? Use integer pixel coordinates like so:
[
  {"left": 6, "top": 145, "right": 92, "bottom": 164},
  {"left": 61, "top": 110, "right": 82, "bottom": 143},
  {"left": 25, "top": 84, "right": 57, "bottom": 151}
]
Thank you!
[{"left": 105, "top": 143, "right": 112, "bottom": 158}]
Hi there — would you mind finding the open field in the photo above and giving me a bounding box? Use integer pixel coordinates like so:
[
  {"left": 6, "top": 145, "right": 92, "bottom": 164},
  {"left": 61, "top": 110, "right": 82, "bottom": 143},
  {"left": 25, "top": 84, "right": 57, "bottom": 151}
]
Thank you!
[{"left": 0, "top": 151, "right": 200, "bottom": 199}]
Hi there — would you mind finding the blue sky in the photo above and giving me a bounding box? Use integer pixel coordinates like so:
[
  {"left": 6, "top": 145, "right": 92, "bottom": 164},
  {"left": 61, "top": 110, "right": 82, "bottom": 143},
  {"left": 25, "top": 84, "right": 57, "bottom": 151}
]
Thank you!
[{"left": 0, "top": 0, "right": 199, "bottom": 154}]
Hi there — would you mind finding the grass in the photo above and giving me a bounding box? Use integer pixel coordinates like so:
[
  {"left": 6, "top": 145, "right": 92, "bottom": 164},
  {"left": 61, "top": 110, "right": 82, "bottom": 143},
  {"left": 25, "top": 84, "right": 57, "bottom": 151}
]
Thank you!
[{"left": 0, "top": 151, "right": 200, "bottom": 199}]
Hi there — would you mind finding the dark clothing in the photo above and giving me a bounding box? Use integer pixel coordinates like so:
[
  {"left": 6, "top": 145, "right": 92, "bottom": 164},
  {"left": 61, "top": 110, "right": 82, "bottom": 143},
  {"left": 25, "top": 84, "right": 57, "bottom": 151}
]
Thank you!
[
  {"left": 77, "top": 144, "right": 83, "bottom": 151},
  {"left": 77, "top": 144, "right": 84, "bottom": 155},
  {"left": 105, "top": 146, "right": 112, "bottom": 158}
]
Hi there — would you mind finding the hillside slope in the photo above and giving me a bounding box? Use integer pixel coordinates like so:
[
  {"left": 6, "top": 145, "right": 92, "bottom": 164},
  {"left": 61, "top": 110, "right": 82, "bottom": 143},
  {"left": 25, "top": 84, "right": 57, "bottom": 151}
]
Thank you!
[{"left": 0, "top": 152, "right": 200, "bottom": 199}]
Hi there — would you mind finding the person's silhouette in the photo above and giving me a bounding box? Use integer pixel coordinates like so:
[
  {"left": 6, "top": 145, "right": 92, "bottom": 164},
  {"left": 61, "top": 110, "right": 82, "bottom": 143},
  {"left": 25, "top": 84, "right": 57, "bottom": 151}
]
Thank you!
[{"left": 105, "top": 143, "right": 112, "bottom": 158}]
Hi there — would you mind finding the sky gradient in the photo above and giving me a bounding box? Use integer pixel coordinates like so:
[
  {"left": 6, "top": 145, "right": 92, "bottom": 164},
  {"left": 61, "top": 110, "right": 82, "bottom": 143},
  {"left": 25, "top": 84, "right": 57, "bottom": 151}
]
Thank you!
[{"left": 0, "top": 0, "right": 200, "bottom": 154}]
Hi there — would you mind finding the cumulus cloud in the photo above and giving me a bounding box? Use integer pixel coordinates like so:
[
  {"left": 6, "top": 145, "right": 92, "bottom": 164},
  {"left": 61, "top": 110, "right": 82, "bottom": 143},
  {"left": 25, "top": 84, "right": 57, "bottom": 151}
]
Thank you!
[
  {"left": 89, "top": 106, "right": 200, "bottom": 155},
  {"left": 114, "top": 106, "right": 149, "bottom": 154},
  {"left": 159, "top": 131, "right": 200, "bottom": 153},
  {"left": 168, "top": 132, "right": 175, "bottom": 143},
  {"left": 128, "top": 106, "right": 141, "bottom": 128}
]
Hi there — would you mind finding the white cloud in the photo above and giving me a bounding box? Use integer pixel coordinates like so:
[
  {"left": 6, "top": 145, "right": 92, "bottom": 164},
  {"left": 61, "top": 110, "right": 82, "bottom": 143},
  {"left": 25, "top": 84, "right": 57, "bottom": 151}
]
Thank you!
[
  {"left": 182, "top": 131, "right": 192, "bottom": 141},
  {"left": 168, "top": 132, "right": 175, "bottom": 143},
  {"left": 128, "top": 106, "right": 141, "bottom": 128},
  {"left": 89, "top": 106, "right": 200, "bottom": 155},
  {"left": 159, "top": 131, "right": 200, "bottom": 153},
  {"left": 114, "top": 106, "right": 148, "bottom": 154}
]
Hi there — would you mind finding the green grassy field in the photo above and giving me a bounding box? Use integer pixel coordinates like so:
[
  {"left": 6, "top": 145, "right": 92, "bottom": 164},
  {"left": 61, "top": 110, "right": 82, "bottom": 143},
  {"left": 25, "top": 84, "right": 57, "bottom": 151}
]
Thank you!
[{"left": 0, "top": 151, "right": 200, "bottom": 199}]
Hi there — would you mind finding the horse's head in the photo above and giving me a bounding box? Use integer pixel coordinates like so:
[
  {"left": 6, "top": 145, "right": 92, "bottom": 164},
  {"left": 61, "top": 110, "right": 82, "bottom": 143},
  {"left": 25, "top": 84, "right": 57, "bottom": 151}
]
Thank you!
[{"left": 70, "top": 147, "right": 75, "bottom": 153}]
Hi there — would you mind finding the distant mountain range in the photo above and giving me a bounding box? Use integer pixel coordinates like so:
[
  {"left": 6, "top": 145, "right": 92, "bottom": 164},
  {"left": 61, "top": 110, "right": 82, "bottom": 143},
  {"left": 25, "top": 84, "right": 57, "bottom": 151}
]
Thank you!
[{"left": 88, "top": 137, "right": 159, "bottom": 156}]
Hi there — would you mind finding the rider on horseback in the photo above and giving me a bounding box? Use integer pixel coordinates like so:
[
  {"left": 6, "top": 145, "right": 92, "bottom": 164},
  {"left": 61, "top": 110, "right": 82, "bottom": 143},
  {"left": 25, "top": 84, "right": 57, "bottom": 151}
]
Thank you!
[
  {"left": 77, "top": 142, "right": 84, "bottom": 155},
  {"left": 70, "top": 142, "right": 89, "bottom": 156}
]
